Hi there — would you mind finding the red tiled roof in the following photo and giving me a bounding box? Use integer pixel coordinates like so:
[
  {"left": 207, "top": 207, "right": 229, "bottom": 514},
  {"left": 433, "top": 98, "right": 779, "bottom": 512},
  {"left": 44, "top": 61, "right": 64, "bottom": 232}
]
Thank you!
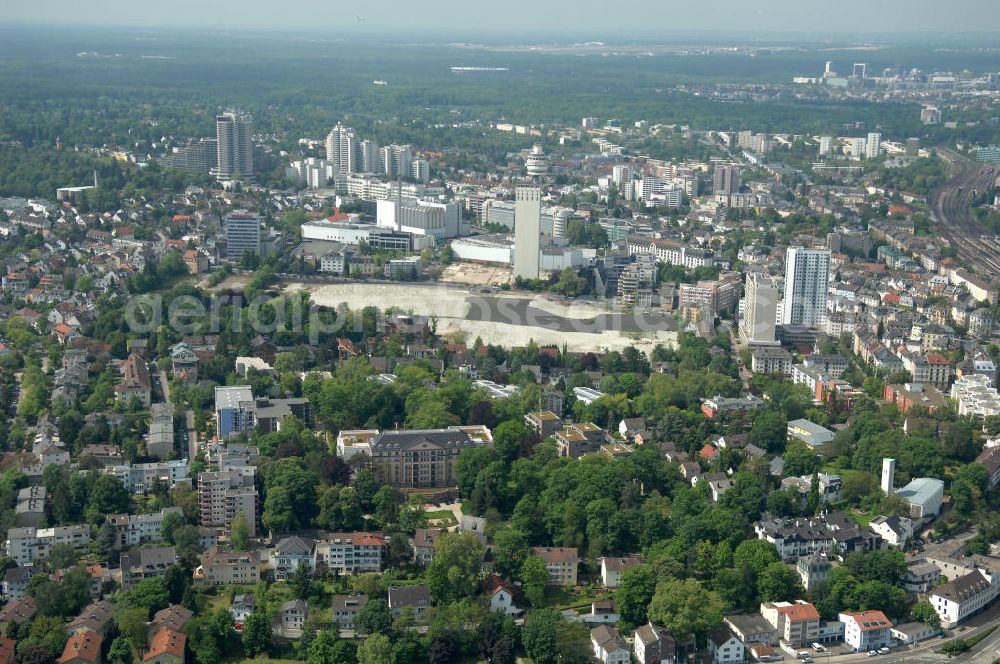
[
  {"left": 841, "top": 610, "right": 892, "bottom": 631},
  {"left": 144, "top": 627, "right": 185, "bottom": 661},
  {"left": 58, "top": 632, "right": 103, "bottom": 664},
  {"left": 776, "top": 602, "right": 820, "bottom": 622},
  {"left": 529, "top": 546, "right": 578, "bottom": 563},
  {"left": 0, "top": 637, "right": 15, "bottom": 664}
]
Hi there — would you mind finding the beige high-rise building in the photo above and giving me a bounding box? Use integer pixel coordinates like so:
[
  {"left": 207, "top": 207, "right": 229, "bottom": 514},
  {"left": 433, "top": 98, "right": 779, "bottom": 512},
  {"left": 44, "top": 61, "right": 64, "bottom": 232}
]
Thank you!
[
  {"left": 513, "top": 185, "right": 541, "bottom": 280},
  {"left": 198, "top": 468, "right": 257, "bottom": 537},
  {"left": 741, "top": 273, "right": 779, "bottom": 345}
]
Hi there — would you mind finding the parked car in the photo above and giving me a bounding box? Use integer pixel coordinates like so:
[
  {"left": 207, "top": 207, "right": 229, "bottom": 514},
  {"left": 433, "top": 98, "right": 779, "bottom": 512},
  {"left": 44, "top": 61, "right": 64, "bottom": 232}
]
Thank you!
[
  {"left": 867, "top": 651, "right": 878, "bottom": 657},
  {"left": 812, "top": 644, "right": 826, "bottom": 652},
  {"left": 878, "top": 648, "right": 890, "bottom": 655}
]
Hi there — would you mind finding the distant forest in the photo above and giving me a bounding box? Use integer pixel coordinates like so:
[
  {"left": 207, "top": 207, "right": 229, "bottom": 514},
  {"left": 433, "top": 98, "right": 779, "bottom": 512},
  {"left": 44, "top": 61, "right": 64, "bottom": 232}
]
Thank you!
[{"left": 1, "top": 26, "right": 999, "bottom": 193}]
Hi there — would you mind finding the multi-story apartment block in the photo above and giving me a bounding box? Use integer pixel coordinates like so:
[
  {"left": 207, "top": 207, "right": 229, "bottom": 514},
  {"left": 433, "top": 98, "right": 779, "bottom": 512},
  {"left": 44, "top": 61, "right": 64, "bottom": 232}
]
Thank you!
[
  {"left": 902, "top": 353, "right": 953, "bottom": 390},
  {"left": 224, "top": 211, "right": 261, "bottom": 260},
  {"left": 194, "top": 547, "right": 260, "bottom": 586},
  {"left": 782, "top": 247, "right": 831, "bottom": 328},
  {"left": 713, "top": 165, "right": 742, "bottom": 195},
  {"left": 198, "top": 467, "right": 257, "bottom": 537},
  {"left": 529, "top": 547, "right": 579, "bottom": 585},
  {"left": 107, "top": 460, "right": 190, "bottom": 494},
  {"left": 840, "top": 611, "right": 892, "bottom": 651},
  {"left": 751, "top": 346, "right": 793, "bottom": 375},
  {"left": 554, "top": 422, "right": 606, "bottom": 458},
  {"left": 755, "top": 513, "right": 882, "bottom": 562},
  {"left": 331, "top": 595, "right": 369, "bottom": 629},
  {"left": 627, "top": 238, "right": 720, "bottom": 269},
  {"left": 803, "top": 353, "right": 849, "bottom": 378},
  {"left": 119, "top": 546, "right": 178, "bottom": 589},
  {"left": 525, "top": 411, "right": 563, "bottom": 438},
  {"left": 214, "top": 385, "right": 312, "bottom": 440},
  {"left": 115, "top": 353, "right": 151, "bottom": 408},
  {"left": 268, "top": 536, "right": 315, "bottom": 581},
  {"left": 760, "top": 601, "right": 820, "bottom": 647},
  {"left": 679, "top": 273, "right": 742, "bottom": 314},
  {"left": 106, "top": 507, "right": 183, "bottom": 549},
  {"left": 148, "top": 402, "right": 174, "bottom": 460},
  {"left": 928, "top": 569, "right": 998, "bottom": 628},
  {"left": 950, "top": 374, "right": 1000, "bottom": 417},
  {"left": 213, "top": 110, "right": 254, "bottom": 180},
  {"left": 700, "top": 395, "right": 765, "bottom": 418},
  {"left": 6, "top": 525, "right": 91, "bottom": 566},
  {"left": 364, "top": 425, "right": 493, "bottom": 488},
  {"left": 313, "top": 532, "right": 387, "bottom": 573}
]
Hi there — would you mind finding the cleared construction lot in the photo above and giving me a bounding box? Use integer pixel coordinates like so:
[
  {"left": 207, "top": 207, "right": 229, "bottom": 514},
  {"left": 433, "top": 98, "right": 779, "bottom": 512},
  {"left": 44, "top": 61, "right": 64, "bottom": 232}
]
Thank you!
[{"left": 294, "top": 282, "right": 678, "bottom": 352}]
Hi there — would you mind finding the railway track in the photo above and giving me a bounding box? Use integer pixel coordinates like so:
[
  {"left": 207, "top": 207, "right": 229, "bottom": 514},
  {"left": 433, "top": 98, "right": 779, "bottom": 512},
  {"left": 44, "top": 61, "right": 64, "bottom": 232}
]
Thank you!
[{"left": 930, "top": 148, "right": 1000, "bottom": 279}]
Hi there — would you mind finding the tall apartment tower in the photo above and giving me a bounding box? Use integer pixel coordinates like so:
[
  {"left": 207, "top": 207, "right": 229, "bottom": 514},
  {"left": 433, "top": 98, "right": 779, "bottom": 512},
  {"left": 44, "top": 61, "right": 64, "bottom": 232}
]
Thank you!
[
  {"left": 325, "top": 123, "right": 360, "bottom": 174},
  {"left": 198, "top": 468, "right": 257, "bottom": 537},
  {"left": 380, "top": 144, "right": 413, "bottom": 178},
  {"left": 360, "top": 139, "right": 380, "bottom": 173},
  {"left": 850, "top": 137, "right": 867, "bottom": 159},
  {"left": 713, "top": 165, "right": 741, "bottom": 195},
  {"left": 412, "top": 159, "right": 430, "bottom": 184},
  {"left": 782, "top": 247, "right": 831, "bottom": 328},
  {"left": 513, "top": 185, "right": 541, "bottom": 280},
  {"left": 818, "top": 136, "right": 833, "bottom": 156},
  {"left": 612, "top": 164, "right": 631, "bottom": 186},
  {"left": 213, "top": 110, "right": 254, "bottom": 180},
  {"left": 741, "top": 273, "right": 780, "bottom": 345},
  {"left": 881, "top": 458, "right": 896, "bottom": 496},
  {"left": 865, "top": 132, "right": 882, "bottom": 159}
]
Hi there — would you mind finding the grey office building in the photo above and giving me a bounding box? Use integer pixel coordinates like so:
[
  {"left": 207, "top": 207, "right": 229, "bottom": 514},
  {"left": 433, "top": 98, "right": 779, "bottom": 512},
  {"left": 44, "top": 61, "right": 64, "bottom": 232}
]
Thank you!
[{"left": 225, "top": 211, "right": 261, "bottom": 260}]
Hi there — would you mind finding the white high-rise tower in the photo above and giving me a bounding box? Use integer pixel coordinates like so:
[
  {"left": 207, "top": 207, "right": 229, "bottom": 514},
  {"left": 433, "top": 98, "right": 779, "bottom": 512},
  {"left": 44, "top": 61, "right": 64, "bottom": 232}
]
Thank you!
[
  {"left": 865, "top": 132, "right": 882, "bottom": 159},
  {"left": 325, "top": 123, "right": 360, "bottom": 174},
  {"left": 213, "top": 110, "right": 254, "bottom": 180},
  {"left": 782, "top": 247, "right": 831, "bottom": 328},
  {"left": 881, "top": 458, "right": 896, "bottom": 496},
  {"left": 360, "top": 139, "right": 380, "bottom": 173},
  {"left": 513, "top": 185, "right": 541, "bottom": 280}
]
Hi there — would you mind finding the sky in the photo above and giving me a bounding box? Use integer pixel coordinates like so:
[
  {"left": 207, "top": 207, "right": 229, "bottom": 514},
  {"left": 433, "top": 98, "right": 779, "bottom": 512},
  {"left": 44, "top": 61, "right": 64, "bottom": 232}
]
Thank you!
[{"left": 4, "top": 0, "right": 999, "bottom": 36}]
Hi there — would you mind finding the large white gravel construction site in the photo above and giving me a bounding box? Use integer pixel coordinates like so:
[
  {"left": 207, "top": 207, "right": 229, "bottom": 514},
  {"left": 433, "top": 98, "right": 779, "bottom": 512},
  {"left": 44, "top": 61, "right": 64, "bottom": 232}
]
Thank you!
[{"left": 289, "top": 282, "right": 678, "bottom": 353}]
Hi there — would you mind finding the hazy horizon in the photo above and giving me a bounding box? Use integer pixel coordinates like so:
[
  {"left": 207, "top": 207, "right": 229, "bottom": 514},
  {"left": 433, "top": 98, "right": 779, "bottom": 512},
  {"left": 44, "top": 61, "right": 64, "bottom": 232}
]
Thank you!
[{"left": 4, "top": 0, "right": 1000, "bottom": 37}]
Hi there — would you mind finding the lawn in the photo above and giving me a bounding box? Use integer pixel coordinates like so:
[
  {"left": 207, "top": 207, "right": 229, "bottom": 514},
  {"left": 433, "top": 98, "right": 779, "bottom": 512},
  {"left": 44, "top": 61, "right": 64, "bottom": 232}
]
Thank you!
[
  {"left": 846, "top": 510, "right": 875, "bottom": 527},
  {"left": 821, "top": 459, "right": 849, "bottom": 474},
  {"left": 424, "top": 510, "right": 458, "bottom": 526},
  {"left": 205, "top": 594, "right": 229, "bottom": 612},
  {"left": 541, "top": 585, "right": 608, "bottom": 611}
]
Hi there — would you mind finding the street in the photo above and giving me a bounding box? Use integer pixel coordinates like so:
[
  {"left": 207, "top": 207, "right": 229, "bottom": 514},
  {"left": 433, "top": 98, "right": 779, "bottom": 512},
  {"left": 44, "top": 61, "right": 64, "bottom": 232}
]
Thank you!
[{"left": 159, "top": 368, "right": 198, "bottom": 464}]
